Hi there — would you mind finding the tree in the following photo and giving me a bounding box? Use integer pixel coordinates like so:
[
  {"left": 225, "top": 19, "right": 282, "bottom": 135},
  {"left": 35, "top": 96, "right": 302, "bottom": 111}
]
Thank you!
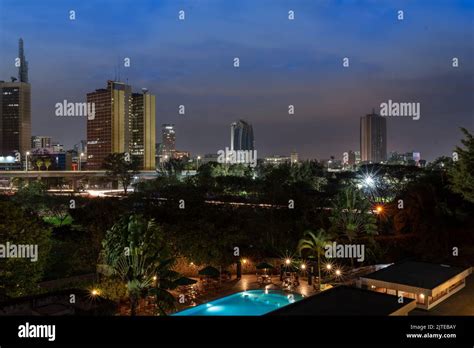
[
  {"left": 44, "top": 158, "right": 52, "bottom": 171},
  {"left": 157, "top": 158, "right": 185, "bottom": 178},
  {"left": 13, "top": 181, "right": 48, "bottom": 214},
  {"left": 297, "top": 229, "right": 331, "bottom": 291},
  {"left": 100, "top": 214, "right": 180, "bottom": 315},
  {"left": 35, "top": 159, "right": 43, "bottom": 171},
  {"left": 0, "top": 202, "right": 51, "bottom": 297},
  {"left": 449, "top": 128, "right": 474, "bottom": 203},
  {"left": 329, "top": 187, "right": 377, "bottom": 266},
  {"left": 103, "top": 153, "right": 139, "bottom": 195}
]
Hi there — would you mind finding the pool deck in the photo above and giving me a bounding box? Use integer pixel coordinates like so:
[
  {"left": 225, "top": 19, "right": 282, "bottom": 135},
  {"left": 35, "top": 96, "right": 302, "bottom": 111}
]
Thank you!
[{"left": 172, "top": 274, "right": 331, "bottom": 314}]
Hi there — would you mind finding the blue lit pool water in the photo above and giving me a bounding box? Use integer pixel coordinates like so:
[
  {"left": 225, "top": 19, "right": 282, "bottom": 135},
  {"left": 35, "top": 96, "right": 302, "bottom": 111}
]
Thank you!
[{"left": 173, "top": 290, "right": 303, "bottom": 316}]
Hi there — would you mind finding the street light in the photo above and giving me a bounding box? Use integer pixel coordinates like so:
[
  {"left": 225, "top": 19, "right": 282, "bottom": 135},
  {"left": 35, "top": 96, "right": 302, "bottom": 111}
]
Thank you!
[
  {"left": 196, "top": 155, "right": 201, "bottom": 170},
  {"left": 25, "top": 151, "right": 30, "bottom": 172},
  {"left": 79, "top": 152, "right": 84, "bottom": 171},
  {"left": 363, "top": 175, "right": 375, "bottom": 188}
]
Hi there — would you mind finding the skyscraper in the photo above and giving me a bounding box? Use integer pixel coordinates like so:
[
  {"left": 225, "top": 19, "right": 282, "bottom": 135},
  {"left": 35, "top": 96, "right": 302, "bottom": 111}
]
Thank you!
[
  {"left": 360, "top": 110, "right": 387, "bottom": 163},
  {"left": 87, "top": 80, "right": 132, "bottom": 170},
  {"left": 230, "top": 120, "right": 254, "bottom": 151},
  {"left": 0, "top": 39, "right": 31, "bottom": 156},
  {"left": 161, "top": 124, "right": 175, "bottom": 160},
  {"left": 130, "top": 91, "right": 156, "bottom": 170},
  {"left": 18, "top": 38, "right": 29, "bottom": 83},
  {"left": 87, "top": 81, "right": 156, "bottom": 170}
]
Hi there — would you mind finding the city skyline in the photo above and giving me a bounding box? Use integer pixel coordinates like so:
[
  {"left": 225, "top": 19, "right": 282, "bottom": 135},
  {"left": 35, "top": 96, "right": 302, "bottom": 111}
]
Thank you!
[{"left": 0, "top": 0, "right": 473, "bottom": 161}]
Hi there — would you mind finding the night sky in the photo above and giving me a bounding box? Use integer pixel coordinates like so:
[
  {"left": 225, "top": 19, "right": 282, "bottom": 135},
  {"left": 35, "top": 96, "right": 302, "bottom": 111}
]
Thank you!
[{"left": 0, "top": 0, "right": 473, "bottom": 161}]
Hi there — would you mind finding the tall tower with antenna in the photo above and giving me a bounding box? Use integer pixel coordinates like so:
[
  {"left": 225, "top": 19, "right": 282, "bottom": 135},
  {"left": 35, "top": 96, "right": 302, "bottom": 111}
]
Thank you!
[{"left": 18, "top": 38, "right": 29, "bottom": 83}]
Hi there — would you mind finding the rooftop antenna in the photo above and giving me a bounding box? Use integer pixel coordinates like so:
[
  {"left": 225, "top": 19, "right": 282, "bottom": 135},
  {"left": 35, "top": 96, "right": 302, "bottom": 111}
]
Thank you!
[
  {"left": 117, "top": 58, "right": 121, "bottom": 82},
  {"left": 10, "top": 76, "right": 17, "bottom": 82}
]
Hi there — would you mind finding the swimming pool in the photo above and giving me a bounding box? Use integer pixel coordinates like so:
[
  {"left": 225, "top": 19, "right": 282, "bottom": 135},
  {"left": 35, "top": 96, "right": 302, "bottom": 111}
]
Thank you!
[{"left": 173, "top": 289, "right": 303, "bottom": 316}]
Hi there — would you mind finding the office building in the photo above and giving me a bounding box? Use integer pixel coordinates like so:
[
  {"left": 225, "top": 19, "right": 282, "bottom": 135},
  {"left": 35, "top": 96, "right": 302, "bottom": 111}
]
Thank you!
[
  {"left": 130, "top": 91, "right": 156, "bottom": 170},
  {"left": 231, "top": 120, "right": 254, "bottom": 151},
  {"left": 87, "top": 81, "right": 156, "bottom": 170},
  {"left": 0, "top": 39, "right": 31, "bottom": 157},
  {"left": 87, "top": 81, "right": 132, "bottom": 170},
  {"left": 31, "top": 136, "right": 52, "bottom": 149},
  {"left": 161, "top": 124, "right": 176, "bottom": 160},
  {"left": 360, "top": 110, "right": 387, "bottom": 163}
]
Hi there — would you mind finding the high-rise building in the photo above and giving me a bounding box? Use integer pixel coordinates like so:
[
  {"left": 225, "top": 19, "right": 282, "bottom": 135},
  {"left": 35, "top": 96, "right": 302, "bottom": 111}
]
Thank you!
[
  {"left": 290, "top": 151, "right": 299, "bottom": 164},
  {"left": 230, "top": 120, "right": 254, "bottom": 151},
  {"left": 161, "top": 124, "right": 176, "bottom": 160},
  {"left": 87, "top": 81, "right": 156, "bottom": 170},
  {"left": 345, "top": 150, "right": 356, "bottom": 166},
  {"left": 87, "top": 81, "right": 132, "bottom": 170},
  {"left": 18, "top": 38, "right": 29, "bottom": 83},
  {"left": 360, "top": 110, "right": 387, "bottom": 163},
  {"left": 0, "top": 39, "right": 31, "bottom": 156},
  {"left": 31, "top": 136, "right": 52, "bottom": 149},
  {"left": 130, "top": 91, "right": 156, "bottom": 170}
]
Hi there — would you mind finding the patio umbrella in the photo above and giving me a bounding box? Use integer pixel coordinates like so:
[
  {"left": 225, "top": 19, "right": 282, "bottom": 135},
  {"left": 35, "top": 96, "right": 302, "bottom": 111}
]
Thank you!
[
  {"left": 282, "top": 264, "right": 298, "bottom": 273},
  {"left": 198, "top": 266, "right": 220, "bottom": 277},
  {"left": 256, "top": 262, "right": 275, "bottom": 270},
  {"left": 175, "top": 277, "right": 197, "bottom": 286}
]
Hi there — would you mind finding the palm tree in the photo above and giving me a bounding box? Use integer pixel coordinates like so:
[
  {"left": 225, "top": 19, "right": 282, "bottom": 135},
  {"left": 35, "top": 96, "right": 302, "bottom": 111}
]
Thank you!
[
  {"left": 114, "top": 248, "right": 153, "bottom": 316},
  {"left": 44, "top": 158, "right": 52, "bottom": 171},
  {"left": 328, "top": 187, "right": 377, "bottom": 267},
  {"left": 101, "top": 214, "right": 180, "bottom": 316},
  {"left": 35, "top": 159, "right": 43, "bottom": 171},
  {"left": 330, "top": 187, "right": 377, "bottom": 242},
  {"left": 297, "top": 229, "right": 330, "bottom": 291}
]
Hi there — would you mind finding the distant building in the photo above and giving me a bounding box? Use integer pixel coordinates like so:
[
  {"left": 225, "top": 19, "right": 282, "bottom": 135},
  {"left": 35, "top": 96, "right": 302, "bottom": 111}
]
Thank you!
[
  {"left": 87, "top": 81, "right": 156, "bottom": 170},
  {"left": 161, "top": 124, "right": 176, "bottom": 161},
  {"left": 31, "top": 136, "right": 52, "bottom": 149},
  {"left": 52, "top": 142, "right": 64, "bottom": 153},
  {"left": 87, "top": 81, "right": 132, "bottom": 170},
  {"left": 290, "top": 151, "right": 299, "bottom": 164},
  {"left": 0, "top": 78, "right": 31, "bottom": 155},
  {"left": 343, "top": 150, "right": 357, "bottom": 167},
  {"left": 354, "top": 151, "right": 361, "bottom": 164},
  {"left": 0, "top": 39, "right": 31, "bottom": 158},
  {"left": 231, "top": 120, "right": 254, "bottom": 151},
  {"left": 201, "top": 153, "right": 219, "bottom": 164},
  {"left": 130, "top": 91, "right": 156, "bottom": 170},
  {"left": 0, "top": 155, "right": 20, "bottom": 171},
  {"left": 29, "top": 148, "right": 67, "bottom": 170},
  {"left": 388, "top": 151, "right": 423, "bottom": 166},
  {"left": 174, "top": 150, "right": 190, "bottom": 160},
  {"left": 360, "top": 110, "right": 387, "bottom": 163},
  {"left": 264, "top": 155, "right": 291, "bottom": 165}
]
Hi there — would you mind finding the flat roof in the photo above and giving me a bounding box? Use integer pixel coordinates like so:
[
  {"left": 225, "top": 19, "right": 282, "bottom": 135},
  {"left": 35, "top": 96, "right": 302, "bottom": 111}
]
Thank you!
[
  {"left": 360, "top": 261, "right": 469, "bottom": 290},
  {"left": 267, "top": 286, "right": 415, "bottom": 316}
]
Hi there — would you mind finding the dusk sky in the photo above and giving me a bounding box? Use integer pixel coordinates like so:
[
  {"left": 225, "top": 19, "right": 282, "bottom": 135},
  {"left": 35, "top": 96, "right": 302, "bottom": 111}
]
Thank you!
[{"left": 0, "top": 0, "right": 473, "bottom": 161}]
